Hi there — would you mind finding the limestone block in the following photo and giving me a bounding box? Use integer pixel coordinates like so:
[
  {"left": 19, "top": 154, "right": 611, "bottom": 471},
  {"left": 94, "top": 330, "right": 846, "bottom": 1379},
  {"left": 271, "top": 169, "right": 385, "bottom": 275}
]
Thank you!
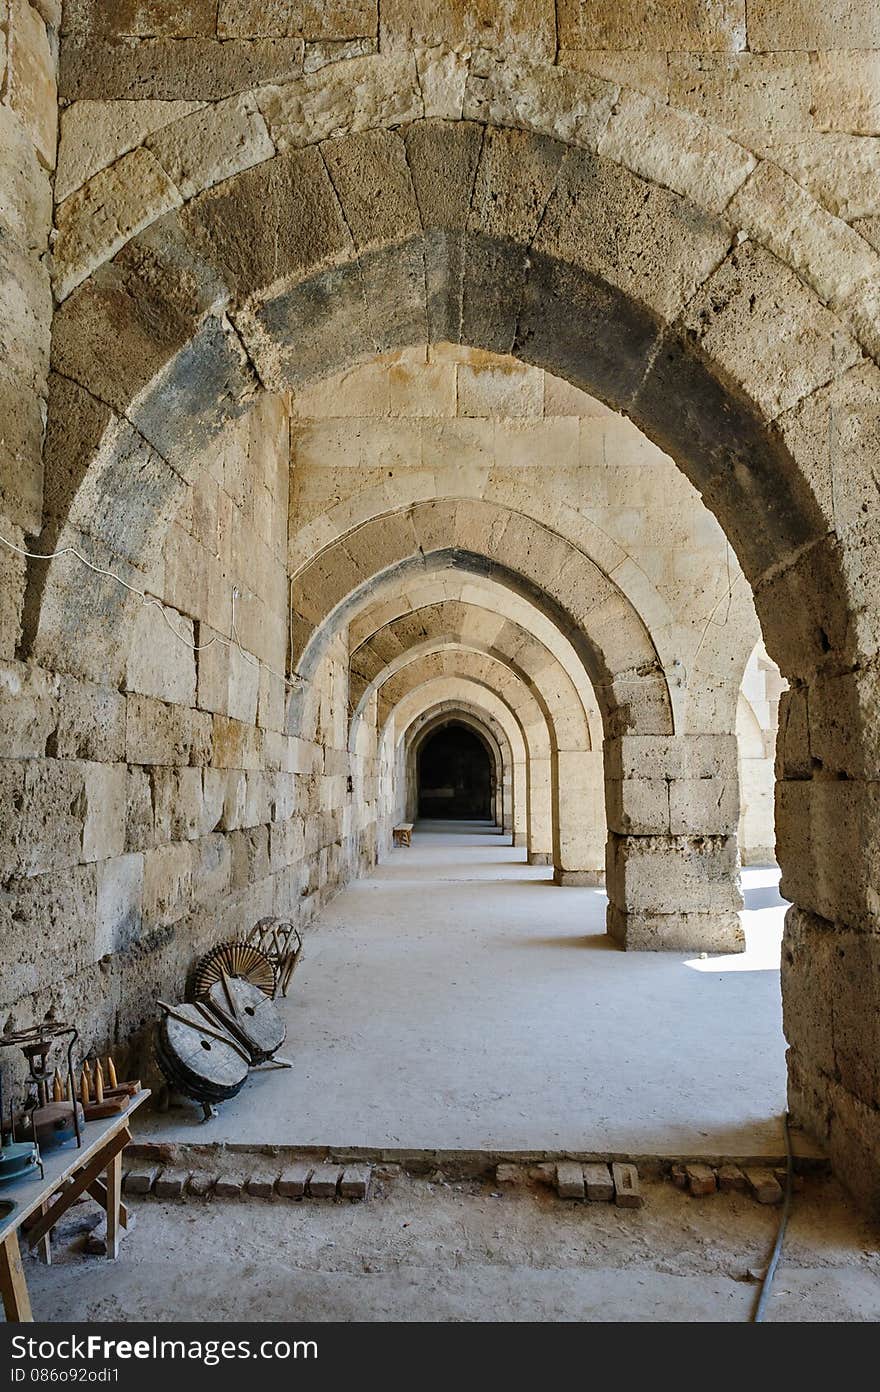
[
  {"left": 146, "top": 93, "right": 275, "bottom": 201},
  {"left": 256, "top": 53, "right": 421, "bottom": 152},
  {"left": 322, "top": 127, "right": 420, "bottom": 252},
  {"left": 383, "top": 0, "right": 554, "bottom": 55},
  {"left": 196, "top": 626, "right": 230, "bottom": 715},
  {"left": 0, "top": 243, "right": 51, "bottom": 532},
  {"left": 668, "top": 776, "right": 739, "bottom": 836},
  {"left": 20, "top": 759, "right": 86, "bottom": 875},
  {"left": 605, "top": 777, "right": 670, "bottom": 836},
  {"left": 179, "top": 145, "right": 350, "bottom": 304},
  {"left": 0, "top": 520, "right": 26, "bottom": 659},
  {"left": 94, "top": 852, "right": 144, "bottom": 959},
  {"left": 125, "top": 693, "right": 193, "bottom": 766},
  {"left": 781, "top": 909, "right": 837, "bottom": 1085},
  {"left": 607, "top": 903, "right": 745, "bottom": 952},
  {"left": 667, "top": 53, "right": 813, "bottom": 136},
  {"left": 126, "top": 599, "right": 197, "bottom": 707},
  {"left": 151, "top": 766, "right": 205, "bottom": 841},
  {"left": 415, "top": 46, "right": 467, "bottom": 121},
  {"left": 143, "top": 841, "right": 193, "bottom": 927},
  {"left": 62, "top": 0, "right": 217, "bottom": 36},
  {"left": 55, "top": 98, "right": 207, "bottom": 203},
  {"left": 557, "top": 0, "right": 745, "bottom": 51},
  {"left": 748, "top": 1, "right": 880, "bottom": 50},
  {"left": 757, "top": 134, "right": 880, "bottom": 223},
  {"left": 7, "top": 0, "right": 57, "bottom": 170},
  {"left": 0, "top": 100, "right": 51, "bottom": 245},
  {"left": 0, "top": 760, "right": 25, "bottom": 879},
  {"left": 0, "top": 660, "right": 58, "bottom": 757},
  {"left": 229, "top": 825, "right": 270, "bottom": 888},
  {"left": 457, "top": 363, "right": 543, "bottom": 418},
  {"left": 0, "top": 864, "right": 97, "bottom": 1007},
  {"left": 191, "top": 832, "right": 232, "bottom": 906},
  {"left": 305, "top": 37, "right": 377, "bottom": 76},
  {"left": 81, "top": 761, "right": 127, "bottom": 862},
  {"left": 53, "top": 148, "right": 183, "bottom": 302},
  {"left": 59, "top": 37, "right": 305, "bottom": 102},
  {"left": 217, "top": 1, "right": 376, "bottom": 40},
  {"left": 219, "top": 769, "right": 247, "bottom": 830},
  {"left": 54, "top": 675, "right": 126, "bottom": 761},
  {"left": 597, "top": 90, "right": 755, "bottom": 215},
  {"left": 729, "top": 162, "right": 880, "bottom": 358},
  {"left": 469, "top": 125, "right": 565, "bottom": 246},
  {"left": 778, "top": 362, "right": 880, "bottom": 544},
  {"left": 680, "top": 242, "right": 861, "bottom": 422},
  {"left": 808, "top": 666, "right": 880, "bottom": 779},
  {"left": 533, "top": 146, "right": 732, "bottom": 325},
  {"left": 404, "top": 120, "right": 483, "bottom": 235},
  {"left": 810, "top": 52, "right": 880, "bottom": 136},
  {"left": 558, "top": 50, "right": 670, "bottom": 102},
  {"left": 606, "top": 831, "right": 742, "bottom": 915},
  {"left": 228, "top": 643, "right": 261, "bottom": 725},
  {"left": 463, "top": 52, "right": 617, "bottom": 150}
]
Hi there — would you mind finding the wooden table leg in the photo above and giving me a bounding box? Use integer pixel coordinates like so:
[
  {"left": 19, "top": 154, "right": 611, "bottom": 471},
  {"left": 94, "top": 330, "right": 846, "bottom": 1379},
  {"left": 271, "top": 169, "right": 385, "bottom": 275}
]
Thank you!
[
  {"left": 105, "top": 1150, "right": 122, "bottom": 1260},
  {"left": 36, "top": 1202, "right": 51, "bottom": 1266},
  {"left": 0, "top": 1230, "right": 33, "bottom": 1323}
]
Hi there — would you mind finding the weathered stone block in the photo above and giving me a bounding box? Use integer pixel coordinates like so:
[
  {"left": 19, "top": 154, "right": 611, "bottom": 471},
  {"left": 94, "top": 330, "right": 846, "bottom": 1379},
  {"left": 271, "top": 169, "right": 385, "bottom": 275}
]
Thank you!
[
  {"left": 7, "top": 0, "right": 57, "bottom": 170},
  {"left": 558, "top": 0, "right": 745, "bottom": 51},
  {"left": 0, "top": 863, "right": 96, "bottom": 1006},
  {"left": 54, "top": 675, "right": 126, "bottom": 762},
  {"left": 255, "top": 52, "right": 420, "bottom": 152},
  {"left": 307, "top": 1164, "right": 342, "bottom": 1198},
  {"left": 53, "top": 148, "right": 183, "bottom": 302},
  {"left": 59, "top": 36, "right": 305, "bottom": 102},
  {"left": 20, "top": 759, "right": 86, "bottom": 875},
  {"left": 680, "top": 241, "right": 860, "bottom": 422},
  {"left": 143, "top": 841, "right": 193, "bottom": 927},
  {"left": 597, "top": 89, "right": 754, "bottom": 214},
  {"left": 126, "top": 693, "right": 193, "bottom": 766},
  {"left": 81, "top": 761, "right": 127, "bottom": 862},
  {"left": 126, "top": 600, "right": 197, "bottom": 707},
  {"left": 146, "top": 93, "right": 275, "bottom": 201},
  {"left": 95, "top": 852, "right": 144, "bottom": 959},
  {"left": 0, "top": 660, "right": 58, "bottom": 758},
  {"left": 55, "top": 97, "right": 207, "bottom": 204}
]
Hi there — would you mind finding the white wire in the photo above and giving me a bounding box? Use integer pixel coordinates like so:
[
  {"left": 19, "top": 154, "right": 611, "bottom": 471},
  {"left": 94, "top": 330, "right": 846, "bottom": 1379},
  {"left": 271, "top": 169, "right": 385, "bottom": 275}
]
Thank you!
[{"left": 0, "top": 532, "right": 303, "bottom": 689}]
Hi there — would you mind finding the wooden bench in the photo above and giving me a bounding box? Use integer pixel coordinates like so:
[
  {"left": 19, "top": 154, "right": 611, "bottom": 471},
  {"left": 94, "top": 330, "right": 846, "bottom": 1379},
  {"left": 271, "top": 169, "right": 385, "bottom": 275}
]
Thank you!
[
  {"left": 392, "top": 823, "right": 413, "bottom": 847},
  {"left": 0, "top": 1089, "right": 149, "bottom": 1322}
]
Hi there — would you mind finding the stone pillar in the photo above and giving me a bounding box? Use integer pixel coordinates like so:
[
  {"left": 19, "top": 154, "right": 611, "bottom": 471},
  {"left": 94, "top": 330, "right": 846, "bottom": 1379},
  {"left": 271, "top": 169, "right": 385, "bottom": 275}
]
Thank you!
[
  {"left": 554, "top": 749, "right": 605, "bottom": 885},
  {"left": 604, "top": 735, "right": 743, "bottom": 951},
  {"left": 527, "top": 753, "right": 553, "bottom": 865},
  {"left": 775, "top": 679, "right": 880, "bottom": 1212}
]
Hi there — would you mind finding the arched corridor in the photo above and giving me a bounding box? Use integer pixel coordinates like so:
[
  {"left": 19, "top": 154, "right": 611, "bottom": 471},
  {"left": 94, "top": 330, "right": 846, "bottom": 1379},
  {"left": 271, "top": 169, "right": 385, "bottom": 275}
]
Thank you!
[{"left": 143, "top": 821, "right": 792, "bottom": 1157}]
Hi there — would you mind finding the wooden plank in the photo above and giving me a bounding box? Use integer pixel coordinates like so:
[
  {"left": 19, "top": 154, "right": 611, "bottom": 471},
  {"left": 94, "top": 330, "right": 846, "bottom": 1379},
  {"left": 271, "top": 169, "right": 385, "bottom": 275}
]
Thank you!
[
  {"left": 0, "top": 1231, "right": 32, "bottom": 1323},
  {"left": 105, "top": 1151, "right": 122, "bottom": 1260},
  {"left": 27, "top": 1128, "right": 131, "bottom": 1249}
]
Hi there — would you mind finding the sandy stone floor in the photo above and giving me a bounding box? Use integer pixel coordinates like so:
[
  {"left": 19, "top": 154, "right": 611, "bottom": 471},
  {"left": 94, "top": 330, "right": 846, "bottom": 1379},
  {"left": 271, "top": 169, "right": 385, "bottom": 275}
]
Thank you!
[
  {"left": 19, "top": 1173, "right": 880, "bottom": 1323},
  {"left": 142, "top": 822, "right": 790, "bottom": 1159}
]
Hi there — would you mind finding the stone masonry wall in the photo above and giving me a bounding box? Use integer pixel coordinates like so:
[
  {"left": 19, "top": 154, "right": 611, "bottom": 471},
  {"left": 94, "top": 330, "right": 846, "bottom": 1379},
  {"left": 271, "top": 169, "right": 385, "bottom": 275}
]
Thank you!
[{"left": 0, "top": 392, "right": 364, "bottom": 1088}]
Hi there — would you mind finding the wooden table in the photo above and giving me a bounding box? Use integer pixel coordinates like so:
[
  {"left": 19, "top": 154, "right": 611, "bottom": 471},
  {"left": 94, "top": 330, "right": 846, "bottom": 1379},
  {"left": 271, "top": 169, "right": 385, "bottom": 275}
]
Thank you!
[{"left": 0, "top": 1089, "right": 149, "bottom": 1322}]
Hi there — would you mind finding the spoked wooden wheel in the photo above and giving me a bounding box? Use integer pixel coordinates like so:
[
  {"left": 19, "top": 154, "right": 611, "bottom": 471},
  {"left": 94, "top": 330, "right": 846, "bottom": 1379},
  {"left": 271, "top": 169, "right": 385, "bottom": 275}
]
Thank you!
[{"left": 192, "top": 940, "right": 276, "bottom": 1000}]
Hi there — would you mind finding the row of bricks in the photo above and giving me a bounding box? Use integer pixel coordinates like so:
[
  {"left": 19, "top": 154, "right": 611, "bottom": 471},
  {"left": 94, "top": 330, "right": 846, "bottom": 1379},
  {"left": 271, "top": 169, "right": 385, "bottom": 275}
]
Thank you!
[
  {"left": 123, "top": 1162, "right": 372, "bottom": 1201},
  {"left": 551, "top": 1161, "right": 643, "bottom": 1207},
  {"left": 671, "top": 1162, "right": 794, "bottom": 1203}
]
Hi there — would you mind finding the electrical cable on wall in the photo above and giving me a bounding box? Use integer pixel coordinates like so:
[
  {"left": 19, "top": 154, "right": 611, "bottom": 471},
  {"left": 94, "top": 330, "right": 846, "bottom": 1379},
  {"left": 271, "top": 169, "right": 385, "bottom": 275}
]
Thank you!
[{"left": 0, "top": 532, "right": 304, "bottom": 690}]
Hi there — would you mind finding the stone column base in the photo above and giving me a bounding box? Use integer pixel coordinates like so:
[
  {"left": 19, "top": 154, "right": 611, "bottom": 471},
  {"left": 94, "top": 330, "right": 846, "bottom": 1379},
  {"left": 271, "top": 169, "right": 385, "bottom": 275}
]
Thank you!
[
  {"left": 513, "top": 833, "right": 527, "bottom": 847},
  {"left": 528, "top": 850, "right": 553, "bottom": 866},
  {"left": 554, "top": 868, "right": 605, "bottom": 886},
  {"left": 606, "top": 904, "right": 745, "bottom": 952}
]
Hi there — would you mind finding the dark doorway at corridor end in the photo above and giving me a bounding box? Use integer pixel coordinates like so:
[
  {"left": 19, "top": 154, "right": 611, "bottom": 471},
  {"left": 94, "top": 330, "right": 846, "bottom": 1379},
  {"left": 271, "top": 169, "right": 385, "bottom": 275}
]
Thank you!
[{"left": 417, "top": 721, "right": 493, "bottom": 820}]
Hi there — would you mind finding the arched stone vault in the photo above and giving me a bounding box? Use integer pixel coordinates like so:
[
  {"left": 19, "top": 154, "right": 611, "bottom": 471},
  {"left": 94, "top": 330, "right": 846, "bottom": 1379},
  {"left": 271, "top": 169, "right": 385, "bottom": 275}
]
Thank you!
[
  {"left": 405, "top": 708, "right": 507, "bottom": 831},
  {"left": 347, "top": 600, "right": 603, "bottom": 880},
  {"left": 385, "top": 678, "right": 531, "bottom": 849},
  {"left": 25, "top": 110, "right": 880, "bottom": 1205}
]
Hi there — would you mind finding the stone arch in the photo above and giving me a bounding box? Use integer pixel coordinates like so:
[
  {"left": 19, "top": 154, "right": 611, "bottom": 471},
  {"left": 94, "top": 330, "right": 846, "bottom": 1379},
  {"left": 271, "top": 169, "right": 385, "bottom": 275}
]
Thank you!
[
  {"left": 385, "top": 678, "right": 531, "bottom": 851},
  {"left": 31, "top": 116, "right": 880, "bottom": 1202},
  {"left": 406, "top": 710, "right": 506, "bottom": 829},
  {"left": 372, "top": 646, "right": 555, "bottom": 866},
  {"left": 348, "top": 609, "right": 603, "bottom": 880}
]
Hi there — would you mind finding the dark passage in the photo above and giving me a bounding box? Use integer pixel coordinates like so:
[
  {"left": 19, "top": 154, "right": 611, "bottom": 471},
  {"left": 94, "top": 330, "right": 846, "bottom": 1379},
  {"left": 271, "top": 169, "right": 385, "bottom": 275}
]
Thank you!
[{"left": 418, "top": 722, "right": 493, "bottom": 820}]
